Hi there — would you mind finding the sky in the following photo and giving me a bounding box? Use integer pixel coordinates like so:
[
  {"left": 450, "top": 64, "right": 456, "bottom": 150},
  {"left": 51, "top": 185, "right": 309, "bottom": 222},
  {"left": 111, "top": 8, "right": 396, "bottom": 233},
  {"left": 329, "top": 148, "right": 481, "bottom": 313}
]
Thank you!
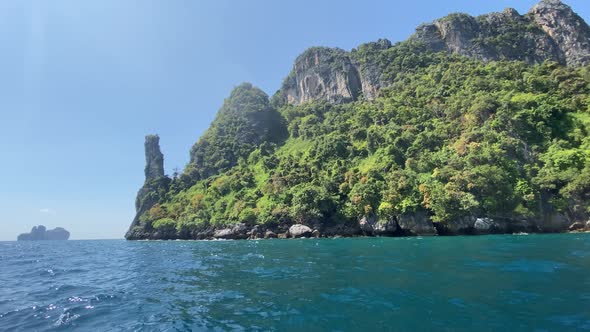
[{"left": 0, "top": 0, "right": 588, "bottom": 241}]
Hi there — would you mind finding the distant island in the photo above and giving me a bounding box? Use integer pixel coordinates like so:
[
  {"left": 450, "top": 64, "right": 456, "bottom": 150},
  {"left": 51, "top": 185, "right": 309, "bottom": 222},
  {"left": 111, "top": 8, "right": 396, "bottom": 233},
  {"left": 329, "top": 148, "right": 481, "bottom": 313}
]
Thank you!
[
  {"left": 126, "top": 0, "right": 590, "bottom": 240},
  {"left": 17, "top": 225, "right": 70, "bottom": 241}
]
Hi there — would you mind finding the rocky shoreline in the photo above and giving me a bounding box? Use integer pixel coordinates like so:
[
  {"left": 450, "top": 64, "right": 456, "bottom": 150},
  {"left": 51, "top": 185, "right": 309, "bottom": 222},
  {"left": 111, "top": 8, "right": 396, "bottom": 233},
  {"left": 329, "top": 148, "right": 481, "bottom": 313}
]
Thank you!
[{"left": 126, "top": 215, "right": 590, "bottom": 241}]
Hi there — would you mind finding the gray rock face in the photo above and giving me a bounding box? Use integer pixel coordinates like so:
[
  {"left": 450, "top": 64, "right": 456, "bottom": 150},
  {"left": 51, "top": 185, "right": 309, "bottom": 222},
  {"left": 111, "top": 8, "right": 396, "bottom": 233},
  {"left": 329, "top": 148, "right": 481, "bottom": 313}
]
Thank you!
[
  {"left": 280, "top": 47, "right": 362, "bottom": 105},
  {"left": 18, "top": 225, "right": 70, "bottom": 241},
  {"left": 444, "top": 216, "right": 476, "bottom": 234},
  {"left": 474, "top": 218, "right": 498, "bottom": 232},
  {"left": 213, "top": 223, "right": 249, "bottom": 240},
  {"left": 445, "top": 217, "right": 505, "bottom": 234},
  {"left": 144, "top": 135, "right": 165, "bottom": 181},
  {"left": 421, "top": 13, "right": 481, "bottom": 56},
  {"left": 568, "top": 221, "right": 585, "bottom": 231},
  {"left": 536, "top": 213, "right": 571, "bottom": 232},
  {"left": 359, "top": 216, "right": 375, "bottom": 234},
  {"left": 412, "top": 1, "right": 589, "bottom": 66},
  {"left": 398, "top": 212, "right": 437, "bottom": 236},
  {"left": 276, "top": 1, "right": 589, "bottom": 106},
  {"left": 288, "top": 224, "right": 313, "bottom": 238},
  {"left": 374, "top": 220, "right": 398, "bottom": 235},
  {"left": 264, "top": 230, "right": 278, "bottom": 239},
  {"left": 352, "top": 38, "right": 393, "bottom": 100},
  {"left": 529, "top": 0, "right": 590, "bottom": 66},
  {"left": 412, "top": 9, "right": 561, "bottom": 65},
  {"left": 247, "top": 225, "right": 264, "bottom": 239},
  {"left": 359, "top": 215, "right": 397, "bottom": 236},
  {"left": 443, "top": 214, "right": 578, "bottom": 234},
  {"left": 213, "top": 228, "right": 233, "bottom": 239}
]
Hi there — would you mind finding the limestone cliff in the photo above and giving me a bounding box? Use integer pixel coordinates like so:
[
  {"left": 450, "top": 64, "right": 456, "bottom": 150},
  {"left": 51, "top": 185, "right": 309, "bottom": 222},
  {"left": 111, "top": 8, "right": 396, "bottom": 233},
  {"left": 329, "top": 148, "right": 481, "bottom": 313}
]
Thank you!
[
  {"left": 276, "top": 47, "right": 363, "bottom": 105},
  {"left": 275, "top": 0, "right": 590, "bottom": 105},
  {"left": 529, "top": 0, "right": 590, "bottom": 66},
  {"left": 144, "top": 134, "right": 164, "bottom": 180},
  {"left": 412, "top": 0, "right": 590, "bottom": 66},
  {"left": 411, "top": 8, "right": 563, "bottom": 64},
  {"left": 351, "top": 39, "right": 393, "bottom": 100}
]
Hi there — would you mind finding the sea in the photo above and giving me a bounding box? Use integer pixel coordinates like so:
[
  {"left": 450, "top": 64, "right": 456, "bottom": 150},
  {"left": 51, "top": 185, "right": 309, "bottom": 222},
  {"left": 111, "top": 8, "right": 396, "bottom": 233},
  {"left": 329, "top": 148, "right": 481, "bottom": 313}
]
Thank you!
[{"left": 1, "top": 234, "right": 589, "bottom": 331}]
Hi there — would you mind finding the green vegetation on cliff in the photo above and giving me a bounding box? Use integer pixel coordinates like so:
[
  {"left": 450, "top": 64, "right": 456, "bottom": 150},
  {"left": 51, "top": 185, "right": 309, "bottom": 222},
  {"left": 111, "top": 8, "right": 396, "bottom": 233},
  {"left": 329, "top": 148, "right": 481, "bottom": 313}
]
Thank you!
[
  {"left": 184, "top": 83, "right": 287, "bottom": 182},
  {"left": 135, "top": 46, "right": 590, "bottom": 236}
]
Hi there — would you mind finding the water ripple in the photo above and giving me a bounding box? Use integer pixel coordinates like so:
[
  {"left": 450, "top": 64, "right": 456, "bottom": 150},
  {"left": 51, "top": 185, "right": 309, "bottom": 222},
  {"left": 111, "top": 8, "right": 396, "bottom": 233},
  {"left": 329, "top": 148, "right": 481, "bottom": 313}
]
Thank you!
[{"left": 0, "top": 234, "right": 589, "bottom": 331}]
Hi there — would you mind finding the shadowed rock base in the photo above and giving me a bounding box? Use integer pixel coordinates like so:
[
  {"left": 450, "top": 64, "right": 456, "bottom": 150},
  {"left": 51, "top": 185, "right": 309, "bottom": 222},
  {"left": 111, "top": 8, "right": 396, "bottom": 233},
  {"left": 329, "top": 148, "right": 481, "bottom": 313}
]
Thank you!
[{"left": 125, "top": 212, "right": 590, "bottom": 241}]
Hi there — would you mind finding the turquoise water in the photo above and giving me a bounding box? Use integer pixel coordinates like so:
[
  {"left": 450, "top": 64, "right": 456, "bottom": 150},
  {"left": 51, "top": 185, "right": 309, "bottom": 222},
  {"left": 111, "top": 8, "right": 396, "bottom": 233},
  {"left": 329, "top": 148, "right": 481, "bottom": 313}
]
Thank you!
[{"left": 1, "top": 234, "right": 589, "bottom": 331}]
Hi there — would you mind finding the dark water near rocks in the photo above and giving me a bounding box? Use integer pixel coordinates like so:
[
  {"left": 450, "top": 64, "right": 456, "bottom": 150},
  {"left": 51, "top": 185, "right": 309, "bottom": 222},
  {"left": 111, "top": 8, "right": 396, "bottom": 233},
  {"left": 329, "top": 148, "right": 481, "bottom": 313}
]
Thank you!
[{"left": 1, "top": 234, "right": 589, "bottom": 331}]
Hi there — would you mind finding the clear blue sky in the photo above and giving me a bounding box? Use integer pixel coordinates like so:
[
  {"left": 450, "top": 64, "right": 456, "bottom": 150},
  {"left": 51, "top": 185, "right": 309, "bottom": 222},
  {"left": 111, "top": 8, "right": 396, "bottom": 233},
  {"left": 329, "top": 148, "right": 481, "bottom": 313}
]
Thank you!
[{"left": 1, "top": 0, "right": 588, "bottom": 240}]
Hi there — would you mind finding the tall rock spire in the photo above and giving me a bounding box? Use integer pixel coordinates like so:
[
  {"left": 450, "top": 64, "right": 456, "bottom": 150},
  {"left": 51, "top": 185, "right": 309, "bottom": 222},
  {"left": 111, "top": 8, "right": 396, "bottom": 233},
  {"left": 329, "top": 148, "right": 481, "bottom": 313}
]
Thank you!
[
  {"left": 144, "top": 135, "right": 164, "bottom": 180},
  {"left": 125, "top": 134, "right": 170, "bottom": 240}
]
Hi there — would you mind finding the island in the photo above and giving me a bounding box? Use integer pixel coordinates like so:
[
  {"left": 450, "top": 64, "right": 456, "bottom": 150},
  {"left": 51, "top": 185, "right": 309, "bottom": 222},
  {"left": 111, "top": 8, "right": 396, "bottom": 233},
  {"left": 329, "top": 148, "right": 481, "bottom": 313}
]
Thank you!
[
  {"left": 18, "top": 225, "right": 70, "bottom": 241},
  {"left": 126, "top": 0, "right": 590, "bottom": 240}
]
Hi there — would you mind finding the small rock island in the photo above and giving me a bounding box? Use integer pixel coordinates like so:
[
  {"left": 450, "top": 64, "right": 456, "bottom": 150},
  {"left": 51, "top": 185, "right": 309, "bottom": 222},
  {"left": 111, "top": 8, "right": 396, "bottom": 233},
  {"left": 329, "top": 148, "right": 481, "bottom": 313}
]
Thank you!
[{"left": 17, "top": 225, "right": 70, "bottom": 241}]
